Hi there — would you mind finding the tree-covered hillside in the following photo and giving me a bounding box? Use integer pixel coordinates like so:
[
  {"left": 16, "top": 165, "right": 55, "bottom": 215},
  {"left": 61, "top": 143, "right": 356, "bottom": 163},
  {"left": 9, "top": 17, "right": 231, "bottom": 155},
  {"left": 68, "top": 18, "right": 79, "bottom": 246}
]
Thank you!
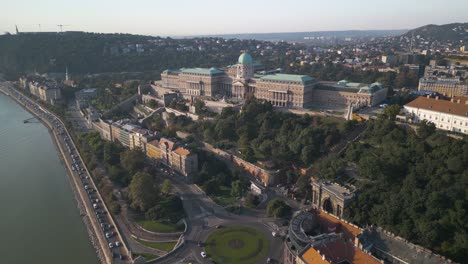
[
  {"left": 317, "top": 119, "right": 468, "bottom": 262},
  {"left": 0, "top": 32, "right": 282, "bottom": 79}
]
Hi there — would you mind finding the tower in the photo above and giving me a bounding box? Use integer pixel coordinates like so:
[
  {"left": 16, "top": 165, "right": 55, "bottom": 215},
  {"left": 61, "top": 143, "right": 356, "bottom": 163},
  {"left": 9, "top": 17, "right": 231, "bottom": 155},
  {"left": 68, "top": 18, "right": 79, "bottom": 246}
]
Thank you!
[
  {"left": 236, "top": 52, "right": 254, "bottom": 80},
  {"left": 65, "top": 67, "right": 69, "bottom": 81}
]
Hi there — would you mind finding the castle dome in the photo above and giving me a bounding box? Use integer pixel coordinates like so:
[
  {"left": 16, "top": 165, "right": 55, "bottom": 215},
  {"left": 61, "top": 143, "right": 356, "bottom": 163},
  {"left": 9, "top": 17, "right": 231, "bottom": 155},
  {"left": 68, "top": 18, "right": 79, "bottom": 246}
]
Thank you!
[{"left": 238, "top": 52, "right": 253, "bottom": 65}]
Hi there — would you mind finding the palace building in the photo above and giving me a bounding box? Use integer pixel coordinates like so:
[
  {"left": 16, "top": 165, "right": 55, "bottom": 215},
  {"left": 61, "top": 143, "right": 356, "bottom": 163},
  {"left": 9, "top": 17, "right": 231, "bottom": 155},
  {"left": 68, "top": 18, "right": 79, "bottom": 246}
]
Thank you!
[{"left": 153, "top": 52, "right": 387, "bottom": 110}]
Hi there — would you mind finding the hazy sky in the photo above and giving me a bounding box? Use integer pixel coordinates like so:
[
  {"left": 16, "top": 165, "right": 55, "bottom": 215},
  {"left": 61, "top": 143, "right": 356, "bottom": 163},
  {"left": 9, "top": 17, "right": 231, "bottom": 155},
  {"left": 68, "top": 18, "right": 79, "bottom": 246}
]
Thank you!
[{"left": 1, "top": 0, "right": 467, "bottom": 36}]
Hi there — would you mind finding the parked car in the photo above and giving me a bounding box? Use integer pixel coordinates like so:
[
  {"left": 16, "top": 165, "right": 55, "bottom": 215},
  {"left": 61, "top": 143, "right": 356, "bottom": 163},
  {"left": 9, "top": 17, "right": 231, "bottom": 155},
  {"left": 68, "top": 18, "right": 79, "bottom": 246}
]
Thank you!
[{"left": 201, "top": 252, "right": 207, "bottom": 258}]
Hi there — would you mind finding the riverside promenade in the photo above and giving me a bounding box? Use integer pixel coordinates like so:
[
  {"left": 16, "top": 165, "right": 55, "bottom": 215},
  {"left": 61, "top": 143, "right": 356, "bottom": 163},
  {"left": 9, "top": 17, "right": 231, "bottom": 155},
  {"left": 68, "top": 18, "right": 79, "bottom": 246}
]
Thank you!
[{"left": 0, "top": 82, "right": 132, "bottom": 264}]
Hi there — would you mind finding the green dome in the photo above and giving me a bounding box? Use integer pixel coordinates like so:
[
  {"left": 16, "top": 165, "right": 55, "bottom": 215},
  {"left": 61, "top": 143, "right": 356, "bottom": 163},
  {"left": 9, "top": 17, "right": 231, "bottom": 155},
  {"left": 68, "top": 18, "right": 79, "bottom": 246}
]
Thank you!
[{"left": 238, "top": 52, "right": 253, "bottom": 64}]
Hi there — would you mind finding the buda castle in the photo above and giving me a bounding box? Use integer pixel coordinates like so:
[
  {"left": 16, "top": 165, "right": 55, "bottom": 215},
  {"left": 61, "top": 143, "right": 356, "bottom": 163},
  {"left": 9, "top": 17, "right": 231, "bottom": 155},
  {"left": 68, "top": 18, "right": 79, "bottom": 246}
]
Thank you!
[{"left": 152, "top": 52, "right": 387, "bottom": 110}]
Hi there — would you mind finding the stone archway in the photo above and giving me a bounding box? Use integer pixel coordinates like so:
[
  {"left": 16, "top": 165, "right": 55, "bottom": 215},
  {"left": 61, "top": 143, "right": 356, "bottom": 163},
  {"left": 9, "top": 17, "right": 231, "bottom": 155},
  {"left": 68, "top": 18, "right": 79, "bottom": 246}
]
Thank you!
[{"left": 323, "top": 198, "right": 334, "bottom": 214}]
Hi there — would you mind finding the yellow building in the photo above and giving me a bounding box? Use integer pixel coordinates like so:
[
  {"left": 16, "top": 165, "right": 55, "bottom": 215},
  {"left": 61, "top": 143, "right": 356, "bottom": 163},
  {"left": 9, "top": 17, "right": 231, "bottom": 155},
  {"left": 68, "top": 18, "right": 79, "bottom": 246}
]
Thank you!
[
  {"left": 146, "top": 140, "right": 162, "bottom": 160},
  {"left": 145, "top": 138, "right": 198, "bottom": 177}
]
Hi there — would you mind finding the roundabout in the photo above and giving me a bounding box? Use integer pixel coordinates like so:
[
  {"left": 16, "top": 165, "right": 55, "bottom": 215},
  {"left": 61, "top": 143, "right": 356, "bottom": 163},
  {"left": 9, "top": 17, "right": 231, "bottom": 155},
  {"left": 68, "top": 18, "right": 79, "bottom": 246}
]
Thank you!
[{"left": 204, "top": 225, "right": 270, "bottom": 264}]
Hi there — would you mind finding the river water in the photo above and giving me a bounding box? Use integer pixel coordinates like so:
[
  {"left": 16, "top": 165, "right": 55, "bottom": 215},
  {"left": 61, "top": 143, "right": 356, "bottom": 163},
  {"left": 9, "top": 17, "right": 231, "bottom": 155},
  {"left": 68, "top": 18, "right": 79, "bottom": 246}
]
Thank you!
[{"left": 0, "top": 93, "right": 99, "bottom": 264}]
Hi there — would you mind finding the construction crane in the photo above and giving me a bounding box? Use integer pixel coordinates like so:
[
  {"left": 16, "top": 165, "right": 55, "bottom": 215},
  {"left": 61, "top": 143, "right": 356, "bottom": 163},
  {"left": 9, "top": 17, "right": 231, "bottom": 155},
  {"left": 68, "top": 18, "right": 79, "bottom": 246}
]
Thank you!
[{"left": 57, "top": 24, "right": 69, "bottom": 32}]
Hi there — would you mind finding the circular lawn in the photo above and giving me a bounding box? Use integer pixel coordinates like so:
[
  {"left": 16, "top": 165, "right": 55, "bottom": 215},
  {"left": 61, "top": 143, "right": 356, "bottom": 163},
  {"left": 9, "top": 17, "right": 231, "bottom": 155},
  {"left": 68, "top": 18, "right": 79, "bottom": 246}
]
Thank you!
[{"left": 204, "top": 225, "right": 270, "bottom": 264}]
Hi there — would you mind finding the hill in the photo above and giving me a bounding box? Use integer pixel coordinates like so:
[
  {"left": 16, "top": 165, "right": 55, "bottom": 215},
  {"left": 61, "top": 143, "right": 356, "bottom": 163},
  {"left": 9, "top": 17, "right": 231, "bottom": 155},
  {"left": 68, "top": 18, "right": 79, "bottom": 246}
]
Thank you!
[
  {"left": 0, "top": 32, "right": 277, "bottom": 80},
  {"left": 402, "top": 23, "right": 468, "bottom": 42}
]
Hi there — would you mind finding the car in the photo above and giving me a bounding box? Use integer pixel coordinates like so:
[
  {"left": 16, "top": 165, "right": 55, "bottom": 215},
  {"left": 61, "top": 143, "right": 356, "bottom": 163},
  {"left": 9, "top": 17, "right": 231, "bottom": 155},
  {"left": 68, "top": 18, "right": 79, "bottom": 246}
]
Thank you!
[
  {"left": 201, "top": 252, "right": 207, "bottom": 258},
  {"left": 215, "top": 225, "right": 222, "bottom": 229},
  {"left": 115, "top": 241, "right": 120, "bottom": 247},
  {"left": 119, "top": 254, "right": 125, "bottom": 260},
  {"left": 272, "top": 232, "right": 278, "bottom": 237},
  {"left": 267, "top": 257, "right": 272, "bottom": 263},
  {"left": 84, "top": 185, "right": 89, "bottom": 190},
  {"left": 108, "top": 243, "right": 114, "bottom": 248}
]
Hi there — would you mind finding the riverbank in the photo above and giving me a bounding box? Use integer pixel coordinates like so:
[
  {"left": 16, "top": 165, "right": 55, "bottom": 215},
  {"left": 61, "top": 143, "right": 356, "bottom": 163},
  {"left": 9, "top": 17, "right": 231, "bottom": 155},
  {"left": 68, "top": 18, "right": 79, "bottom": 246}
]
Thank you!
[{"left": 0, "top": 84, "right": 110, "bottom": 263}]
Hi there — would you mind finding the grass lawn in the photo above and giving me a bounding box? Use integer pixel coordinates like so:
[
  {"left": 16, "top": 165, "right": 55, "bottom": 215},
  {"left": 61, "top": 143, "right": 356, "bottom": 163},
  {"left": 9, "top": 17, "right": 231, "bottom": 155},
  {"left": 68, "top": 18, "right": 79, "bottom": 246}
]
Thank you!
[
  {"left": 136, "top": 219, "right": 183, "bottom": 233},
  {"left": 212, "top": 186, "right": 237, "bottom": 206},
  {"left": 135, "top": 238, "right": 177, "bottom": 252},
  {"left": 132, "top": 252, "right": 159, "bottom": 261},
  {"left": 205, "top": 226, "right": 270, "bottom": 264}
]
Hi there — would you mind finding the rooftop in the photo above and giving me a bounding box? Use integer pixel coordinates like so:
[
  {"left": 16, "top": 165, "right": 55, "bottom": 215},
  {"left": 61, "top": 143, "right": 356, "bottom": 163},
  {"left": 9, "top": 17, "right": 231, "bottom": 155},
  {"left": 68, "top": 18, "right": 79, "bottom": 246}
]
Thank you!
[
  {"left": 317, "top": 210, "right": 361, "bottom": 241},
  {"left": 317, "top": 80, "right": 384, "bottom": 94},
  {"left": 405, "top": 96, "right": 468, "bottom": 117},
  {"left": 174, "top": 147, "right": 191, "bottom": 156},
  {"left": 306, "top": 237, "right": 381, "bottom": 264},
  {"left": 180, "top": 67, "right": 224, "bottom": 76},
  {"left": 259, "top": 73, "right": 314, "bottom": 85},
  {"left": 359, "top": 227, "right": 451, "bottom": 264}
]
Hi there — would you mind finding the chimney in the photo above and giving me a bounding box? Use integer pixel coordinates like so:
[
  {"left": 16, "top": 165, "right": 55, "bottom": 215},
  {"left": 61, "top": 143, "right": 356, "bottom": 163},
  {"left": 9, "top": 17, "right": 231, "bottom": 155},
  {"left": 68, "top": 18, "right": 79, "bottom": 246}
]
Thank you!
[
  {"left": 450, "top": 98, "right": 454, "bottom": 102},
  {"left": 426, "top": 95, "right": 430, "bottom": 99},
  {"left": 457, "top": 99, "right": 461, "bottom": 104},
  {"left": 435, "top": 96, "right": 439, "bottom": 100}
]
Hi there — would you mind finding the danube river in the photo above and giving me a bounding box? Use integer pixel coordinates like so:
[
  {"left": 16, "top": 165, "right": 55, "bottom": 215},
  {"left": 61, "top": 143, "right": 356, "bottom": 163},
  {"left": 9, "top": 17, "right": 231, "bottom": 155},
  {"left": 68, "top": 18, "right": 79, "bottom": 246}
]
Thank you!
[{"left": 0, "top": 93, "right": 99, "bottom": 264}]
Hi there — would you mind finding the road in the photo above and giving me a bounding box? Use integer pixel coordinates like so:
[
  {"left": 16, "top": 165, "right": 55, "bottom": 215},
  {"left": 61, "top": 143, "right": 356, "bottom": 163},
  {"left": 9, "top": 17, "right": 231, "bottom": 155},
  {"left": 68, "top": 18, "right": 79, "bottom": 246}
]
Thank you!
[
  {"left": 0, "top": 82, "right": 131, "bottom": 264},
  {"left": 151, "top": 170, "right": 285, "bottom": 264}
]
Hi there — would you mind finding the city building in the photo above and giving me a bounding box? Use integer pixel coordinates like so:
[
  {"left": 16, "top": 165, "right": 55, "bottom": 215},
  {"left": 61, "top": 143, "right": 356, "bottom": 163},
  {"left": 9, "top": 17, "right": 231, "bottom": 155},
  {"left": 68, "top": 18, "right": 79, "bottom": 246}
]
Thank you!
[
  {"left": 284, "top": 209, "right": 451, "bottom": 264},
  {"left": 152, "top": 52, "right": 387, "bottom": 110},
  {"left": 19, "top": 76, "right": 62, "bottom": 105},
  {"left": 312, "top": 81, "right": 387, "bottom": 109},
  {"left": 92, "top": 118, "right": 197, "bottom": 176},
  {"left": 418, "top": 76, "right": 468, "bottom": 96},
  {"left": 403, "top": 95, "right": 468, "bottom": 134},
  {"left": 75, "top": 88, "right": 98, "bottom": 109},
  {"left": 146, "top": 138, "right": 198, "bottom": 177}
]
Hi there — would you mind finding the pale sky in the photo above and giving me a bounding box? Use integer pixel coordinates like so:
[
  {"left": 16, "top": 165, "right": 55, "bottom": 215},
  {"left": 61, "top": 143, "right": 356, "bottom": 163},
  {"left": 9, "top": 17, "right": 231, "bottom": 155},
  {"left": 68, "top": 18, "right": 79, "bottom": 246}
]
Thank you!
[{"left": 1, "top": 0, "right": 467, "bottom": 36}]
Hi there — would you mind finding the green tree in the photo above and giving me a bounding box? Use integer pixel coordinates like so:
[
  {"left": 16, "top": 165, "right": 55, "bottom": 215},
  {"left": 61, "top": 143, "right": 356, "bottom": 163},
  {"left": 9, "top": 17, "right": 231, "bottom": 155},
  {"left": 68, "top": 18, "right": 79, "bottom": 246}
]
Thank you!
[
  {"left": 194, "top": 99, "right": 206, "bottom": 115},
  {"left": 267, "top": 199, "right": 291, "bottom": 218},
  {"left": 147, "top": 99, "right": 158, "bottom": 109},
  {"left": 120, "top": 149, "right": 146, "bottom": 175},
  {"left": 417, "top": 120, "right": 436, "bottom": 139},
  {"left": 231, "top": 180, "right": 245, "bottom": 197},
  {"left": 244, "top": 192, "right": 260, "bottom": 208},
  {"left": 161, "top": 179, "right": 173, "bottom": 195},
  {"left": 128, "top": 172, "right": 159, "bottom": 212},
  {"left": 382, "top": 104, "right": 401, "bottom": 120}
]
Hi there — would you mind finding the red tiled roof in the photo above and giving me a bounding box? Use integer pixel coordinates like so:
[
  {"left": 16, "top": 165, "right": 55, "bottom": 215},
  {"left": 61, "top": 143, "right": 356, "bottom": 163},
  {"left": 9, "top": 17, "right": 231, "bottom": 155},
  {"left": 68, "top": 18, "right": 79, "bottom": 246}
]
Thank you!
[
  {"left": 317, "top": 210, "right": 361, "bottom": 241},
  {"left": 405, "top": 96, "right": 468, "bottom": 117},
  {"left": 313, "top": 238, "right": 381, "bottom": 264},
  {"left": 174, "top": 147, "right": 190, "bottom": 156}
]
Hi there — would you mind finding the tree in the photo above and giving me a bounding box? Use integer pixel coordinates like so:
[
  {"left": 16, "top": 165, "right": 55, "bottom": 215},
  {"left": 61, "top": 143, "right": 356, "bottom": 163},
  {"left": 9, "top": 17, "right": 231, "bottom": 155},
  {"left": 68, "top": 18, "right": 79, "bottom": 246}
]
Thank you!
[
  {"left": 128, "top": 172, "right": 159, "bottom": 212},
  {"left": 103, "top": 142, "right": 122, "bottom": 166},
  {"left": 108, "top": 165, "right": 128, "bottom": 185},
  {"left": 244, "top": 192, "right": 260, "bottom": 208},
  {"left": 417, "top": 120, "right": 436, "bottom": 139},
  {"left": 267, "top": 199, "right": 291, "bottom": 218},
  {"left": 161, "top": 179, "right": 173, "bottom": 195},
  {"left": 231, "top": 180, "right": 245, "bottom": 197},
  {"left": 383, "top": 104, "right": 401, "bottom": 120},
  {"left": 194, "top": 99, "right": 206, "bottom": 115},
  {"left": 120, "top": 149, "right": 146, "bottom": 175},
  {"left": 147, "top": 99, "right": 158, "bottom": 109}
]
